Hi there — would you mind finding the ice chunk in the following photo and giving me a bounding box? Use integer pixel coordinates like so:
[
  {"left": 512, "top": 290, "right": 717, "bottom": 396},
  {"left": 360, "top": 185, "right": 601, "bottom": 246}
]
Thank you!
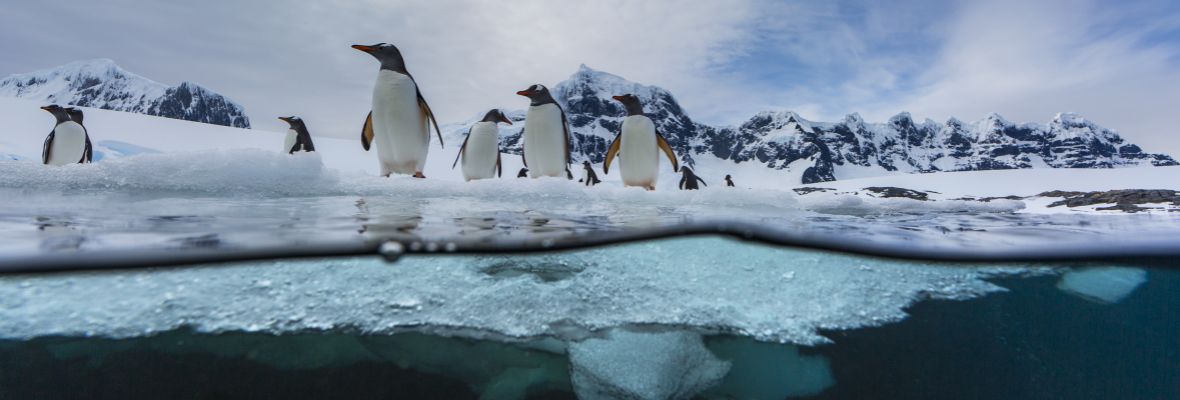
[
  {"left": 0, "top": 238, "right": 1026, "bottom": 344},
  {"left": 568, "top": 329, "right": 730, "bottom": 400},
  {"left": 1056, "top": 267, "right": 1147, "bottom": 304}
]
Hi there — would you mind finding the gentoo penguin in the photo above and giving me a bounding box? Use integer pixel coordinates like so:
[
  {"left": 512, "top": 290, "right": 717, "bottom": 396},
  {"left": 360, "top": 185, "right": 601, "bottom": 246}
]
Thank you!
[
  {"left": 278, "top": 116, "right": 316, "bottom": 154},
  {"left": 63, "top": 107, "right": 93, "bottom": 163},
  {"left": 453, "top": 109, "right": 512, "bottom": 181},
  {"left": 352, "top": 43, "right": 443, "bottom": 178},
  {"left": 724, "top": 174, "right": 735, "bottom": 187},
  {"left": 580, "top": 160, "right": 601, "bottom": 186},
  {"left": 515, "top": 84, "right": 570, "bottom": 178},
  {"left": 602, "top": 94, "right": 678, "bottom": 190},
  {"left": 40, "top": 105, "right": 91, "bottom": 165},
  {"left": 517, "top": 167, "right": 529, "bottom": 178},
  {"left": 678, "top": 166, "right": 707, "bottom": 190}
]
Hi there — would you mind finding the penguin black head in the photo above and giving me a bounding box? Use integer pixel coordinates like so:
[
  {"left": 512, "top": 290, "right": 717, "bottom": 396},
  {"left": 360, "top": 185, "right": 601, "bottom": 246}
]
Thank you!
[
  {"left": 40, "top": 104, "right": 70, "bottom": 123},
  {"left": 480, "top": 109, "right": 513, "bottom": 125},
  {"left": 516, "top": 84, "right": 557, "bottom": 107},
  {"left": 278, "top": 116, "right": 305, "bottom": 128},
  {"left": 64, "top": 107, "right": 84, "bottom": 124},
  {"left": 679, "top": 166, "right": 693, "bottom": 174},
  {"left": 582, "top": 160, "right": 592, "bottom": 167},
  {"left": 611, "top": 94, "right": 644, "bottom": 116},
  {"left": 725, "top": 174, "right": 732, "bottom": 179},
  {"left": 351, "top": 43, "right": 408, "bottom": 74}
]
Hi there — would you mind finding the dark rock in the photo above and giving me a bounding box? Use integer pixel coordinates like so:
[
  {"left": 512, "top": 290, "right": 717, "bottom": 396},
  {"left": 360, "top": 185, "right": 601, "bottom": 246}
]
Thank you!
[
  {"left": 793, "top": 187, "right": 835, "bottom": 195},
  {"left": 863, "top": 187, "right": 931, "bottom": 201}
]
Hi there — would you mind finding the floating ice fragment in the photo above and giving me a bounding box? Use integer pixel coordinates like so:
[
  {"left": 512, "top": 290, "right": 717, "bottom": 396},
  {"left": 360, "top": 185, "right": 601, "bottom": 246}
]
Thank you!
[{"left": 1056, "top": 267, "right": 1147, "bottom": 304}]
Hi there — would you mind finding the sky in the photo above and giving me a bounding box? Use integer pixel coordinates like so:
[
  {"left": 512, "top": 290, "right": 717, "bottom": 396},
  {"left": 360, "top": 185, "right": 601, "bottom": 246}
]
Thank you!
[{"left": 2, "top": 0, "right": 1179, "bottom": 154}]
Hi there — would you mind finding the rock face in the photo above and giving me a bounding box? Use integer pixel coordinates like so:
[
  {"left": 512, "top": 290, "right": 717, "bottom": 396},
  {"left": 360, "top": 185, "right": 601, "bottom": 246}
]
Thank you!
[
  {"left": 0, "top": 59, "right": 250, "bottom": 128},
  {"left": 452, "top": 65, "right": 1176, "bottom": 184},
  {"left": 1043, "top": 189, "right": 1180, "bottom": 212}
]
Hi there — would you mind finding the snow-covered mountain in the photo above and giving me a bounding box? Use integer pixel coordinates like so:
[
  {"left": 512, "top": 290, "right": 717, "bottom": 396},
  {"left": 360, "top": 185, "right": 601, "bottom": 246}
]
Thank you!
[
  {"left": 0, "top": 59, "right": 250, "bottom": 128},
  {"left": 454, "top": 65, "right": 1176, "bottom": 183}
]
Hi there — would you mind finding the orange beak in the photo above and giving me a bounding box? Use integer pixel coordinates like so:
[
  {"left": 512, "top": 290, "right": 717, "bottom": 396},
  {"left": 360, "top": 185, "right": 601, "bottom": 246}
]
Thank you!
[
  {"left": 351, "top": 44, "right": 375, "bottom": 53},
  {"left": 611, "top": 95, "right": 626, "bottom": 101},
  {"left": 516, "top": 90, "right": 531, "bottom": 96}
]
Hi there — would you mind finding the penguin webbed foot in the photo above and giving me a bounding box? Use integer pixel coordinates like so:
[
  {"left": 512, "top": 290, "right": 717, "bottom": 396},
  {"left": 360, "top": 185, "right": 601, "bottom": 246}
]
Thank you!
[{"left": 413, "top": 172, "right": 426, "bottom": 179}]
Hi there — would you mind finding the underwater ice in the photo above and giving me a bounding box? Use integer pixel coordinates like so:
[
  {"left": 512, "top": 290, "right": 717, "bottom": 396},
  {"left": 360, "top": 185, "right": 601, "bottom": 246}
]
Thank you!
[
  {"left": 1056, "top": 267, "right": 1148, "bottom": 304},
  {"left": 0, "top": 237, "right": 1038, "bottom": 344}
]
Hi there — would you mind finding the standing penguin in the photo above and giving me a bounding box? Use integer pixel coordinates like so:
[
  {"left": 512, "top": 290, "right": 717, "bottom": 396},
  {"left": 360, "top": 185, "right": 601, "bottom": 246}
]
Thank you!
[
  {"left": 515, "top": 84, "right": 570, "bottom": 178},
  {"left": 63, "top": 107, "right": 93, "bottom": 163},
  {"left": 517, "top": 167, "right": 529, "bottom": 178},
  {"left": 352, "top": 43, "right": 443, "bottom": 178},
  {"left": 679, "top": 166, "right": 707, "bottom": 190},
  {"left": 40, "top": 105, "right": 91, "bottom": 165},
  {"left": 725, "top": 174, "right": 735, "bottom": 187},
  {"left": 580, "top": 160, "right": 601, "bottom": 186},
  {"left": 278, "top": 116, "right": 316, "bottom": 154},
  {"left": 453, "top": 109, "right": 512, "bottom": 181},
  {"left": 602, "top": 94, "right": 678, "bottom": 190}
]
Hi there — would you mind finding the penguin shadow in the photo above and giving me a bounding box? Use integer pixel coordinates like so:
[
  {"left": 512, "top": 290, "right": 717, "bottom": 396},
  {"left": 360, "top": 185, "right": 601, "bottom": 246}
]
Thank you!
[
  {"left": 475, "top": 254, "right": 591, "bottom": 283},
  {"left": 169, "top": 233, "right": 221, "bottom": 249},
  {"left": 35, "top": 216, "right": 86, "bottom": 252},
  {"left": 354, "top": 197, "right": 424, "bottom": 242},
  {"left": 452, "top": 216, "right": 499, "bottom": 240}
]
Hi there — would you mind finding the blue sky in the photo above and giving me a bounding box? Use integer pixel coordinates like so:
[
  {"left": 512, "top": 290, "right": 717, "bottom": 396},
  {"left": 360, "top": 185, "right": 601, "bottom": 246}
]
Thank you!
[{"left": 2, "top": 0, "right": 1178, "bottom": 153}]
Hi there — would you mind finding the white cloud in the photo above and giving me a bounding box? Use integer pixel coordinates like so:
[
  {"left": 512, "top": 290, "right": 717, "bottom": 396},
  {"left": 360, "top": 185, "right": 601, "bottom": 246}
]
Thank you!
[{"left": 864, "top": 0, "right": 1180, "bottom": 154}]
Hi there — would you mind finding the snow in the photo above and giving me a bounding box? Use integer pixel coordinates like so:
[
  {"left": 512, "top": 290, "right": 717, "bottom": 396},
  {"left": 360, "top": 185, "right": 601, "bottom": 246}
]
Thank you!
[
  {"left": 796, "top": 166, "right": 1180, "bottom": 197},
  {"left": 1056, "top": 267, "right": 1148, "bottom": 304},
  {"left": 0, "top": 237, "right": 1036, "bottom": 344}
]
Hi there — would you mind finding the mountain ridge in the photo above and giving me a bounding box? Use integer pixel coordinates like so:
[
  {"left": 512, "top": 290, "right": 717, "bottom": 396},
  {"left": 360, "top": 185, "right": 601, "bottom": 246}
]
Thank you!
[
  {"left": 0, "top": 59, "right": 251, "bottom": 128},
  {"left": 450, "top": 65, "right": 1176, "bottom": 183}
]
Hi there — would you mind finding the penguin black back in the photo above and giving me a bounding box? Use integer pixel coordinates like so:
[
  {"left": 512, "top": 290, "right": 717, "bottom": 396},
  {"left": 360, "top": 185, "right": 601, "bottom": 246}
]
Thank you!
[
  {"left": 64, "top": 107, "right": 94, "bottom": 163},
  {"left": 279, "top": 116, "right": 316, "bottom": 154},
  {"left": 581, "top": 161, "right": 601, "bottom": 186},
  {"left": 678, "top": 166, "right": 707, "bottom": 190}
]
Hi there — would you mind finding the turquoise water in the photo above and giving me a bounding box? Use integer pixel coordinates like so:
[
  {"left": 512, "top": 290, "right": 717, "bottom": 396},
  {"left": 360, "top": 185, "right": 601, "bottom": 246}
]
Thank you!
[{"left": 0, "top": 238, "right": 1175, "bottom": 399}]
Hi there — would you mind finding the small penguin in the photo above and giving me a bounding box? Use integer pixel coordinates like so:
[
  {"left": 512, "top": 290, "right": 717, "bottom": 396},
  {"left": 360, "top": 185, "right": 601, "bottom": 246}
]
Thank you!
[
  {"left": 352, "top": 43, "right": 443, "bottom": 178},
  {"left": 603, "top": 94, "right": 678, "bottom": 190},
  {"left": 40, "top": 105, "right": 91, "bottom": 165},
  {"left": 63, "top": 107, "right": 93, "bottom": 163},
  {"left": 679, "top": 166, "right": 707, "bottom": 190},
  {"left": 278, "top": 116, "right": 316, "bottom": 154},
  {"left": 580, "top": 160, "right": 601, "bottom": 186},
  {"left": 517, "top": 167, "right": 529, "bottom": 178},
  {"left": 515, "top": 84, "right": 570, "bottom": 178},
  {"left": 454, "top": 109, "right": 512, "bottom": 181},
  {"left": 725, "top": 174, "right": 735, "bottom": 187}
]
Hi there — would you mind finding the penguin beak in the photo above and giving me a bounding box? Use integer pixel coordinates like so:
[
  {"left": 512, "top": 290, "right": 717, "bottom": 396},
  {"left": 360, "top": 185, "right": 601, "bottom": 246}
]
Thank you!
[
  {"left": 515, "top": 90, "right": 531, "bottom": 97},
  {"left": 351, "top": 44, "right": 376, "bottom": 53},
  {"left": 611, "top": 95, "right": 626, "bottom": 102},
  {"left": 499, "top": 115, "right": 513, "bottom": 125}
]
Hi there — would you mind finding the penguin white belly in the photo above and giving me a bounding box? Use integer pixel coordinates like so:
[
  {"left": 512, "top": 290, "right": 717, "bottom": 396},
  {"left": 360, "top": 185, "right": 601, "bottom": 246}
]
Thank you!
[
  {"left": 523, "top": 104, "right": 566, "bottom": 178},
  {"left": 371, "top": 70, "right": 429, "bottom": 176},
  {"left": 461, "top": 122, "right": 500, "bottom": 181},
  {"left": 47, "top": 122, "right": 86, "bottom": 166},
  {"left": 283, "top": 129, "right": 298, "bottom": 153},
  {"left": 619, "top": 115, "right": 659, "bottom": 187}
]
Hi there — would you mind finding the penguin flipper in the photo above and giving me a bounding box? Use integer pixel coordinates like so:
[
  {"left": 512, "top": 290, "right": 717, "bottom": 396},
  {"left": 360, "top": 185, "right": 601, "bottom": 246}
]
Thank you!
[
  {"left": 496, "top": 152, "right": 503, "bottom": 178},
  {"left": 697, "top": 177, "right": 708, "bottom": 187},
  {"left": 679, "top": 176, "right": 687, "bottom": 190},
  {"left": 655, "top": 131, "right": 679, "bottom": 172},
  {"left": 559, "top": 105, "right": 571, "bottom": 165},
  {"left": 416, "top": 88, "right": 444, "bottom": 149},
  {"left": 603, "top": 133, "right": 621, "bottom": 174},
  {"left": 452, "top": 127, "right": 471, "bottom": 169},
  {"left": 361, "top": 112, "right": 374, "bottom": 151},
  {"left": 82, "top": 133, "right": 93, "bottom": 163},
  {"left": 300, "top": 129, "right": 316, "bottom": 152},
  {"left": 42, "top": 131, "right": 54, "bottom": 165},
  {"left": 519, "top": 128, "right": 528, "bottom": 167}
]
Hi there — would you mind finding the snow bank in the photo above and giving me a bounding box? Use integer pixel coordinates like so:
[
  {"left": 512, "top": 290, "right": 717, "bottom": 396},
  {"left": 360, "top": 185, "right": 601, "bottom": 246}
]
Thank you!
[{"left": 0, "top": 149, "right": 338, "bottom": 196}]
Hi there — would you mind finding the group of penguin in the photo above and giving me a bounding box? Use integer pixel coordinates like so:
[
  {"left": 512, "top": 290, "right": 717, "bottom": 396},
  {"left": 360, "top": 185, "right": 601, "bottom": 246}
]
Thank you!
[{"left": 40, "top": 42, "right": 738, "bottom": 190}]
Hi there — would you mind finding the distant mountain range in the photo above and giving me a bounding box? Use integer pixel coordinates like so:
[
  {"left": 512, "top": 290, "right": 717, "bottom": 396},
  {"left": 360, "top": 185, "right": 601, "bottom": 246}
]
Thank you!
[
  {"left": 0, "top": 59, "right": 250, "bottom": 128},
  {"left": 450, "top": 65, "right": 1176, "bottom": 183}
]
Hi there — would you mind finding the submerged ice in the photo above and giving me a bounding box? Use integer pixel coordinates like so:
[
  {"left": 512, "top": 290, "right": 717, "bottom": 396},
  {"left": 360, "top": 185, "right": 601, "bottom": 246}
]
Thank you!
[{"left": 0, "top": 237, "right": 1035, "bottom": 344}]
